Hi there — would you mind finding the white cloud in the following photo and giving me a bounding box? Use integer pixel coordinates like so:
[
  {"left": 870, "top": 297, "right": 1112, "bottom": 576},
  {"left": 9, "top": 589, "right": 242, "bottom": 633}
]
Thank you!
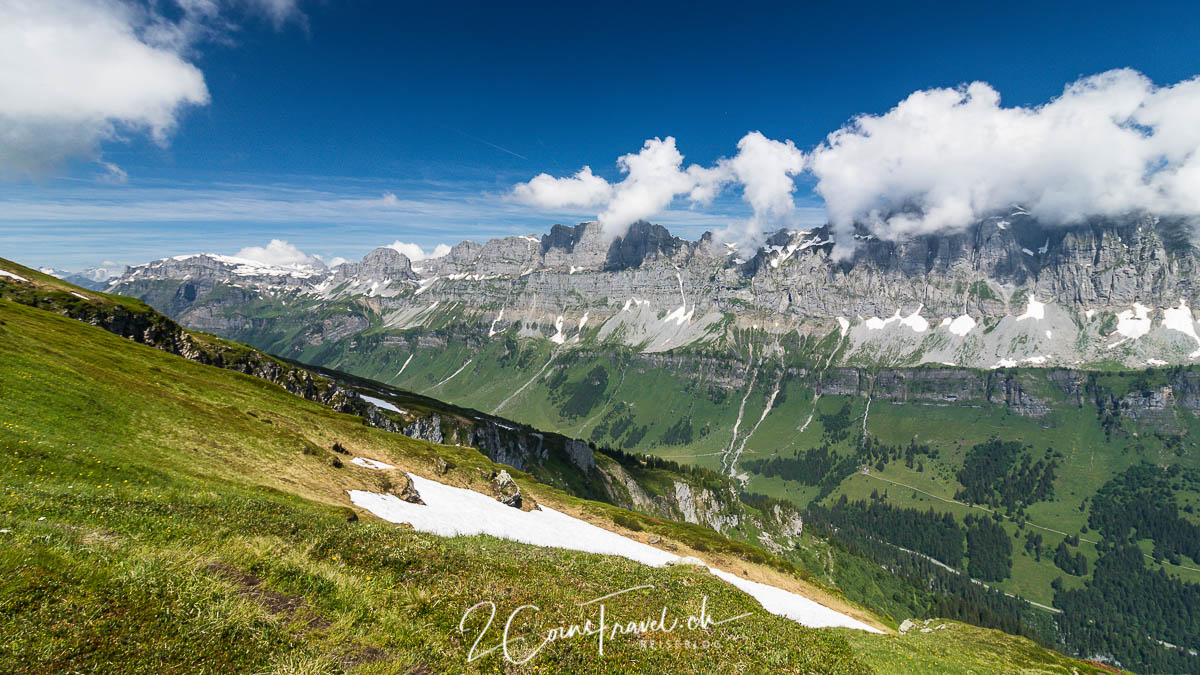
[
  {"left": 245, "top": 0, "right": 303, "bottom": 28},
  {"left": 596, "top": 137, "right": 724, "bottom": 238},
  {"left": 511, "top": 134, "right": 803, "bottom": 247},
  {"left": 0, "top": 0, "right": 304, "bottom": 178},
  {"left": 234, "top": 239, "right": 322, "bottom": 268},
  {"left": 511, "top": 166, "right": 613, "bottom": 210},
  {"left": 715, "top": 132, "right": 806, "bottom": 250},
  {"left": 98, "top": 161, "right": 129, "bottom": 184},
  {"left": 512, "top": 69, "right": 1200, "bottom": 257},
  {"left": 810, "top": 69, "right": 1200, "bottom": 256},
  {"left": 0, "top": 0, "right": 210, "bottom": 177},
  {"left": 385, "top": 241, "right": 452, "bottom": 261}
]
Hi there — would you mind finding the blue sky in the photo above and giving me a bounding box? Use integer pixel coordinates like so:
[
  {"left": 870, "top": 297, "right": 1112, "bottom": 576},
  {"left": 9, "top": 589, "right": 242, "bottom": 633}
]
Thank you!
[{"left": 4, "top": 0, "right": 1200, "bottom": 270}]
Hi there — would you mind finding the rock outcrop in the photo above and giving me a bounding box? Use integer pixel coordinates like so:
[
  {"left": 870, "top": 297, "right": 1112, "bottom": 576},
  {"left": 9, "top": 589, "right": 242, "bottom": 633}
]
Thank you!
[{"left": 490, "top": 470, "right": 535, "bottom": 511}]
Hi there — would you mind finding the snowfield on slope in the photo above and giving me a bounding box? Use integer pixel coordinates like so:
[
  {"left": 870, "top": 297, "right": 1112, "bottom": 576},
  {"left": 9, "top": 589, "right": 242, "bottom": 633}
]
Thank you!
[
  {"left": 349, "top": 473, "right": 881, "bottom": 633},
  {"left": 361, "top": 395, "right": 405, "bottom": 414},
  {"left": 350, "top": 457, "right": 396, "bottom": 470}
]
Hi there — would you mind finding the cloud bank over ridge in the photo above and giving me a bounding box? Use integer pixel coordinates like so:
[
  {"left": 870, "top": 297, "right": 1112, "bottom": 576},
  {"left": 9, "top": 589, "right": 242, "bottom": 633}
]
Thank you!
[{"left": 512, "top": 69, "right": 1200, "bottom": 256}]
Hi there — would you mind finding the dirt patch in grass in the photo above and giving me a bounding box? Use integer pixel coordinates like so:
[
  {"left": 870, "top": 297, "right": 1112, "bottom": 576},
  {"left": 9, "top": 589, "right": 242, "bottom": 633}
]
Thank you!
[{"left": 203, "top": 561, "right": 332, "bottom": 630}]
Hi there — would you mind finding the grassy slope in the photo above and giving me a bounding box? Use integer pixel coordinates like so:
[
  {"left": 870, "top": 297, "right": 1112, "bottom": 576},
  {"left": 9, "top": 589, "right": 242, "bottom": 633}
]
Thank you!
[{"left": 0, "top": 269, "right": 1105, "bottom": 673}]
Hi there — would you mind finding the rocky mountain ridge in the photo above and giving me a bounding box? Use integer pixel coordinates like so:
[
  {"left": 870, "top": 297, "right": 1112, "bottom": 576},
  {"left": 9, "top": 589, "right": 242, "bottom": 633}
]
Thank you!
[{"left": 108, "top": 212, "right": 1200, "bottom": 369}]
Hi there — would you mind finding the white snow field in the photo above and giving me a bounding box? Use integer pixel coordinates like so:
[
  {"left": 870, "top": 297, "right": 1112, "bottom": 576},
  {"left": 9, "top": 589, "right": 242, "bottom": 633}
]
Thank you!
[
  {"left": 0, "top": 270, "right": 29, "bottom": 282},
  {"left": 361, "top": 395, "right": 405, "bottom": 414},
  {"left": 349, "top": 473, "right": 882, "bottom": 633},
  {"left": 350, "top": 457, "right": 396, "bottom": 470}
]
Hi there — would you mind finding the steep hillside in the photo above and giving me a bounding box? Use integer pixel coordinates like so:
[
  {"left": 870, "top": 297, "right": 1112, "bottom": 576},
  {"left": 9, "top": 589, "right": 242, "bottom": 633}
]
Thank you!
[
  {"left": 0, "top": 259, "right": 811, "bottom": 571},
  {"left": 0, "top": 263, "right": 1107, "bottom": 673}
]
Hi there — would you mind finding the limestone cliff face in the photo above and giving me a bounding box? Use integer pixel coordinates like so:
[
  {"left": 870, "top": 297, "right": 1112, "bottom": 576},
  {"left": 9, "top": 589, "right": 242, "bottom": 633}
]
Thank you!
[{"left": 109, "top": 215, "right": 1200, "bottom": 369}]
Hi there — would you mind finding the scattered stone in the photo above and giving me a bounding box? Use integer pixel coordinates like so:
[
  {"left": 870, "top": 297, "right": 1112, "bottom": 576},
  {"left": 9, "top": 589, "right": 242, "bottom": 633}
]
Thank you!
[
  {"left": 332, "top": 442, "right": 350, "bottom": 455},
  {"left": 433, "top": 456, "right": 452, "bottom": 475},
  {"left": 331, "top": 456, "right": 344, "bottom": 468},
  {"left": 490, "top": 469, "right": 527, "bottom": 510},
  {"left": 382, "top": 471, "right": 424, "bottom": 505},
  {"left": 648, "top": 536, "right": 662, "bottom": 544},
  {"left": 899, "top": 619, "right": 916, "bottom": 634}
]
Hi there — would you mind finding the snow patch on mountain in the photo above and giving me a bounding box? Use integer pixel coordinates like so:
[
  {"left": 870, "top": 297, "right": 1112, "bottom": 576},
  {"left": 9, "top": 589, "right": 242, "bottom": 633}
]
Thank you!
[
  {"left": 898, "top": 306, "right": 929, "bottom": 333},
  {"left": 362, "top": 395, "right": 405, "bottom": 414},
  {"left": 947, "top": 315, "right": 976, "bottom": 336},
  {"left": 1016, "top": 297, "right": 1046, "bottom": 321},
  {"left": 836, "top": 316, "right": 850, "bottom": 337},
  {"left": 1163, "top": 301, "right": 1200, "bottom": 358},
  {"left": 1115, "top": 303, "right": 1152, "bottom": 340},
  {"left": 351, "top": 457, "right": 396, "bottom": 470},
  {"left": 550, "top": 315, "right": 566, "bottom": 344}
]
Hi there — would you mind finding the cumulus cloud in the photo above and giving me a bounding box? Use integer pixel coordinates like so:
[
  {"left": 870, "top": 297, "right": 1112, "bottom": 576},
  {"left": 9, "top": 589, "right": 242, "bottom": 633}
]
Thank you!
[
  {"left": 0, "top": 0, "right": 303, "bottom": 178},
  {"left": 810, "top": 69, "right": 1200, "bottom": 256},
  {"left": 385, "top": 241, "right": 453, "bottom": 261},
  {"left": 595, "top": 137, "right": 726, "bottom": 238},
  {"left": 511, "top": 134, "right": 803, "bottom": 247},
  {"left": 511, "top": 166, "right": 613, "bottom": 210},
  {"left": 234, "top": 239, "right": 323, "bottom": 268},
  {"left": 513, "top": 69, "right": 1200, "bottom": 257},
  {"left": 714, "top": 132, "right": 806, "bottom": 249},
  {"left": 0, "top": 0, "right": 209, "bottom": 176}
]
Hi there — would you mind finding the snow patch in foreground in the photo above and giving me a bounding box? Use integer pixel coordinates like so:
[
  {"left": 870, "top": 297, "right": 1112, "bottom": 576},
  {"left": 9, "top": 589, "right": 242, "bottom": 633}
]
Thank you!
[
  {"left": 351, "top": 457, "right": 396, "bottom": 470},
  {"left": 0, "top": 270, "right": 29, "bottom": 282},
  {"left": 349, "top": 474, "right": 880, "bottom": 633}
]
